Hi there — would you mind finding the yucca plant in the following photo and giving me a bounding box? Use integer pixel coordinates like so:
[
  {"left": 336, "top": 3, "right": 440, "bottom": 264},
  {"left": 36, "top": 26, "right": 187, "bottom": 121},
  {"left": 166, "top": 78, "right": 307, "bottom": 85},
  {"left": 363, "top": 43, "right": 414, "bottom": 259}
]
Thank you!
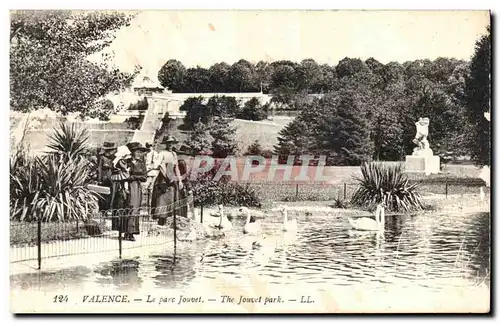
[
  {"left": 10, "top": 154, "right": 100, "bottom": 222},
  {"left": 35, "top": 154, "right": 100, "bottom": 221},
  {"left": 10, "top": 124, "right": 99, "bottom": 222},
  {"left": 351, "top": 162, "right": 423, "bottom": 212},
  {"left": 10, "top": 153, "right": 42, "bottom": 221},
  {"left": 46, "top": 122, "right": 90, "bottom": 160},
  {"left": 333, "top": 196, "right": 350, "bottom": 209}
]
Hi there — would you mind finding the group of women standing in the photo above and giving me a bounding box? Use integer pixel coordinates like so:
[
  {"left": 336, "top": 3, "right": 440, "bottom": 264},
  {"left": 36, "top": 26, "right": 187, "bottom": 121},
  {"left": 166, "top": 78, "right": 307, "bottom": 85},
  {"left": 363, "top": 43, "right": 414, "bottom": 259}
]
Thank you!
[{"left": 96, "top": 136, "right": 191, "bottom": 242}]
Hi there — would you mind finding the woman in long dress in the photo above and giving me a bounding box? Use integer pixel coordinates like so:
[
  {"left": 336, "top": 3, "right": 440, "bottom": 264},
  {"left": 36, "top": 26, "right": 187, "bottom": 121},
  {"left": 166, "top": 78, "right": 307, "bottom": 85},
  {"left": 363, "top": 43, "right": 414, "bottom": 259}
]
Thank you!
[
  {"left": 151, "top": 136, "right": 184, "bottom": 225},
  {"left": 112, "top": 142, "right": 148, "bottom": 241},
  {"left": 97, "top": 142, "right": 118, "bottom": 212},
  {"left": 176, "top": 146, "right": 193, "bottom": 218}
]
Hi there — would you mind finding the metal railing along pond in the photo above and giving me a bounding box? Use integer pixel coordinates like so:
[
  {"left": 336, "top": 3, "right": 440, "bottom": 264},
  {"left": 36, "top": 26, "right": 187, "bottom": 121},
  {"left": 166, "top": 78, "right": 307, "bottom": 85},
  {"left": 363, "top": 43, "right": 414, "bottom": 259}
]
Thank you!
[
  {"left": 244, "top": 180, "right": 487, "bottom": 202},
  {"left": 10, "top": 195, "right": 194, "bottom": 270},
  {"left": 10, "top": 179, "right": 487, "bottom": 269}
]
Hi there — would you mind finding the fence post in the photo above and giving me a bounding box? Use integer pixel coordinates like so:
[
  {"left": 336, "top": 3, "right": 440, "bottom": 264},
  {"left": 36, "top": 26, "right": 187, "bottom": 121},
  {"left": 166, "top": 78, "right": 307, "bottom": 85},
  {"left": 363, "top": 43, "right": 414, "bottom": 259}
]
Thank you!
[
  {"left": 173, "top": 188, "right": 178, "bottom": 250},
  {"left": 118, "top": 227, "right": 122, "bottom": 259},
  {"left": 295, "top": 184, "right": 299, "bottom": 198},
  {"left": 173, "top": 207, "right": 177, "bottom": 250},
  {"left": 148, "top": 188, "right": 152, "bottom": 214},
  {"left": 344, "top": 183, "right": 347, "bottom": 200},
  {"left": 200, "top": 205, "right": 203, "bottom": 224},
  {"left": 37, "top": 217, "right": 42, "bottom": 270},
  {"left": 445, "top": 182, "right": 448, "bottom": 198}
]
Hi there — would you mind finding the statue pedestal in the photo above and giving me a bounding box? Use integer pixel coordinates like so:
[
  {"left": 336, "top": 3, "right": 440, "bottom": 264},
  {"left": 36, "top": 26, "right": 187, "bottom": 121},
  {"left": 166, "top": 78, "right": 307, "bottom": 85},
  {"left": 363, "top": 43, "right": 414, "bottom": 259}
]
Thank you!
[{"left": 405, "top": 148, "right": 440, "bottom": 175}]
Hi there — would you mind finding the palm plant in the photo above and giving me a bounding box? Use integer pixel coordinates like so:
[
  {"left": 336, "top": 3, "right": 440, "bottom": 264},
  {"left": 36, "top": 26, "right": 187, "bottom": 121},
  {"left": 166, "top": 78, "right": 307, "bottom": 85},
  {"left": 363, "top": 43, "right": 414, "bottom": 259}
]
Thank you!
[
  {"left": 46, "top": 122, "right": 90, "bottom": 160},
  {"left": 37, "top": 154, "right": 99, "bottom": 221},
  {"left": 10, "top": 154, "right": 100, "bottom": 222},
  {"left": 10, "top": 152, "right": 41, "bottom": 221},
  {"left": 10, "top": 123, "right": 99, "bottom": 222},
  {"left": 351, "top": 162, "right": 423, "bottom": 212}
]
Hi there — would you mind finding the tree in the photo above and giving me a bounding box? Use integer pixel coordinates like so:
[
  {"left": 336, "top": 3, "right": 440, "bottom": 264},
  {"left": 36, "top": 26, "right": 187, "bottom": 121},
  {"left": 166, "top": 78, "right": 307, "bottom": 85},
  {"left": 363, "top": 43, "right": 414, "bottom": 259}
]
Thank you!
[
  {"left": 274, "top": 118, "right": 316, "bottom": 159},
  {"left": 245, "top": 140, "right": 262, "bottom": 155},
  {"left": 157, "top": 59, "right": 186, "bottom": 92},
  {"left": 10, "top": 10, "right": 138, "bottom": 119},
  {"left": 208, "top": 117, "right": 239, "bottom": 158},
  {"left": 238, "top": 97, "right": 268, "bottom": 121},
  {"left": 274, "top": 91, "right": 373, "bottom": 166},
  {"left": 184, "top": 67, "right": 211, "bottom": 92},
  {"left": 270, "top": 62, "right": 298, "bottom": 91},
  {"left": 296, "top": 59, "right": 322, "bottom": 93},
  {"left": 464, "top": 25, "right": 491, "bottom": 166},
  {"left": 185, "top": 122, "right": 214, "bottom": 155},
  {"left": 255, "top": 61, "right": 273, "bottom": 93},
  {"left": 181, "top": 96, "right": 208, "bottom": 128},
  {"left": 335, "top": 57, "right": 370, "bottom": 79},
  {"left": 365, "top": 57, "right": 384, "bottom": 75},
  {"left": 229, "top": 59, "right": 258, "bottom": 92},
  {"left": 371, "top": 96, "right": 405, "bottom": 161},
  {"left": 313, "top": 64, "right": 337, "bottom": 93},
  {"left": 316, "top": 92, "right": 374, "bottom": 165},
  {"left": 206, "top": 96, "right": 241, "bottom": 118},
  {"left": 208, "top": 62, "right": 231, "bottom": 92}
]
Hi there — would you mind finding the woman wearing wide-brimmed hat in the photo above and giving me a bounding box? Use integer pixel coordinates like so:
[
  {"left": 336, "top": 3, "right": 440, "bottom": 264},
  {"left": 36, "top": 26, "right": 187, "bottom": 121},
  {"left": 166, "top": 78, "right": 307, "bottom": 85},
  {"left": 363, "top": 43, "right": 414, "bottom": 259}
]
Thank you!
[
  {"left": 176, "top": 145, "right": 194, "bottom": 219},
  {"left": 151, "top": 135, "right": 184, "bottom": 225},
  {"left": 111, "top": 142, "right": 148, "bottom": 241},
  {"left": 97, "top": 142, "right": 118, "bottom": 211}
]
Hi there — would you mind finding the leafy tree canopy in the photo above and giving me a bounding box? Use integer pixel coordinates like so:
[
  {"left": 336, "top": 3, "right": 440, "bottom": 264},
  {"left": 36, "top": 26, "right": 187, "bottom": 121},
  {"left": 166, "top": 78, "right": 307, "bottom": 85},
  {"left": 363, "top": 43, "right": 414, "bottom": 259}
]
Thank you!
[{"left": 10, "top": 10, "right": 139, "bottom": 119}]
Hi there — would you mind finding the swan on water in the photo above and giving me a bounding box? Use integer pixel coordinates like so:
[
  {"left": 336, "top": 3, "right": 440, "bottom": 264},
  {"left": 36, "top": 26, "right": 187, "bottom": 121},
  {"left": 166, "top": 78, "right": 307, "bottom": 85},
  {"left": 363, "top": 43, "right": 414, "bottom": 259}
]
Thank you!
[
  {"left": 348, "top": 203, "right": 385, "bottom": 231},
  {"left": 280, "top": 207, "right": 298, "bottom": 232},
  {"left": 208, "top": 204, "right": 233, "bottom": 231},
  {"left": 239, "top": 207, "right": 262, "bottom": 234}
]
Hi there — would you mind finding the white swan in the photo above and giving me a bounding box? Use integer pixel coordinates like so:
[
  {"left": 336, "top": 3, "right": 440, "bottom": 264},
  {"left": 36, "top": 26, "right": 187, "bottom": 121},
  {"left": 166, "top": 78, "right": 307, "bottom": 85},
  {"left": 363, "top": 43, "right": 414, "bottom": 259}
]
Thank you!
[
  {"left": 208, "top": 204, "right": 233, "bottom": 231},
  {"left": 239, "top": 207, "right": 262, "bottom": 234},
  {"left": 280, "top": 207, "right": 297, "bottom": 232},
  {"left": 348, "top": 204, "right": 385, "bottom": 231}
]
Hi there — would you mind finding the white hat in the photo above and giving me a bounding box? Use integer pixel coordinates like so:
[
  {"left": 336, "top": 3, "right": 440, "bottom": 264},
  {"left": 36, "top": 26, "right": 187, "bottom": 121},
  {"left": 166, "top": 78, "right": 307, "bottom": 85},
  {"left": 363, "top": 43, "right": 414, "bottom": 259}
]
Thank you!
[{"left": 115, "top": 145, "right": 131, "bottom": 160}]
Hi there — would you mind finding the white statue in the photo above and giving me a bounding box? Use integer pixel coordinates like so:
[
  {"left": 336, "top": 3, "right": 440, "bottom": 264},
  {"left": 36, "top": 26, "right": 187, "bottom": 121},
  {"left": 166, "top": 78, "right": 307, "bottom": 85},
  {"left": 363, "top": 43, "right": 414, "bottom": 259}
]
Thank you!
[{"left": 413, "top": 117, "right": 430, "bottom": 151}]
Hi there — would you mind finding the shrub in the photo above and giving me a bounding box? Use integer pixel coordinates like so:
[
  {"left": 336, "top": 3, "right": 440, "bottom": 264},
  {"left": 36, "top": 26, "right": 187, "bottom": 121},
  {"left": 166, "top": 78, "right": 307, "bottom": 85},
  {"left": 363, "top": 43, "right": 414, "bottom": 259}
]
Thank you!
[
  {"left": 10, "top": 153, "right": 100, "bottom": 222},
  {"left": 128, "top": 97, "right": 149, "bottom": 111},
  {"left": 10, "top": 123, "right": 100, "bottom": 222},
  {"left": 237, "top": 97, "right": 268, "bottom": 121},
  {"left": 46, "top": 122, "right": 90, "bottom": 160},
  {"left": 191, "top": 159, "right": 261, "bottom": 207},
  {"left": 351, "top": 162, "right": 423, "bottom": 212},
  {"left": 332, "top": 196, "right": 350, "bottom": 209},
  {"left": 124, "top": 115, "right": 145, "bottom": 130}
]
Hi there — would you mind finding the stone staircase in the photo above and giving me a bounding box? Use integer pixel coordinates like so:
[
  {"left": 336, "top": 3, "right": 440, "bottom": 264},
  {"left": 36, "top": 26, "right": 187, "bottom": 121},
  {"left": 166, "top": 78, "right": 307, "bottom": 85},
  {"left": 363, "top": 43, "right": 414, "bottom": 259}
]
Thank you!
[{"left": 131, "top": 105, "right": 163, "bottom": 145}]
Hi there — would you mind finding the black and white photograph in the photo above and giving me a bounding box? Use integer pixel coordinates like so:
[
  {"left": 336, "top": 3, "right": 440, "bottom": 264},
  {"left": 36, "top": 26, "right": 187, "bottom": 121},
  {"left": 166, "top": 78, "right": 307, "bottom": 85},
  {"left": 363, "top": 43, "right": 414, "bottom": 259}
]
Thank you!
[{"left": 8, "top": 9, "right": 491, "bottom": 313}]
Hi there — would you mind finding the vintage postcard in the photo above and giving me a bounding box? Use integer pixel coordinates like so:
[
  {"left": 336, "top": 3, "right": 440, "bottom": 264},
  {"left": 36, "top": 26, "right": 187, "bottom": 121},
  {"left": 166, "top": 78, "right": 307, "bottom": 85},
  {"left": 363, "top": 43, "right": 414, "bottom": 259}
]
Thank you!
[{"left": 9, "top": 9, "right": 491, "bottom": 314}]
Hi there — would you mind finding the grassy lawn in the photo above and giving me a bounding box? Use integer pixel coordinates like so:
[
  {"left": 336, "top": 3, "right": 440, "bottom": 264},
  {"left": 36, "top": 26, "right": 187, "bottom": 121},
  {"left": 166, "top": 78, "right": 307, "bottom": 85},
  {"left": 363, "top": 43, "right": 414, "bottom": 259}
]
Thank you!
[
  {"left": 167, "top": 118, "right": 291, "bottom": 154},
  {"left": 10, "top": 221, "right": 110, "bottom": 247},
  {"left": 233, "top": 119, "right": 288, "bottom": 152},
  {"left": 248, "top": 180, "right": 488, "bottom": 203}
]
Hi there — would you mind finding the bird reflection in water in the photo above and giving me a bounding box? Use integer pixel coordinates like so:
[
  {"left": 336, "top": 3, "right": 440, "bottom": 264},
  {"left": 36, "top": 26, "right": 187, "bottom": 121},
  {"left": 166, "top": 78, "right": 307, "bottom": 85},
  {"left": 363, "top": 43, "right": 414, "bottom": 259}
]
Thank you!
[{"left": 94, "top": 258, "right": 142, "bottom": 290}]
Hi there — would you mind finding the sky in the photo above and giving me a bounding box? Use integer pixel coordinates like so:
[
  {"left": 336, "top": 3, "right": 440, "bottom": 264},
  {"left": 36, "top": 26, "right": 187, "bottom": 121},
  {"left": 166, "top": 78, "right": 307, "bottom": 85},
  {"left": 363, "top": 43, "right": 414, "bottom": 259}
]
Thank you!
[{"left": 95, "top": 10, "right": 491, "bottom": 80}]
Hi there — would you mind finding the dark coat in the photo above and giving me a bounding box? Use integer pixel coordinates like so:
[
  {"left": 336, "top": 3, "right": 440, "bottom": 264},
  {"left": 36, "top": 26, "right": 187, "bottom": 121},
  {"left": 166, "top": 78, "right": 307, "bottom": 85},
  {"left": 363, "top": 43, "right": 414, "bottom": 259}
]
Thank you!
[{"left": 111, "top": 157, "right": 147, "bottom": 234}]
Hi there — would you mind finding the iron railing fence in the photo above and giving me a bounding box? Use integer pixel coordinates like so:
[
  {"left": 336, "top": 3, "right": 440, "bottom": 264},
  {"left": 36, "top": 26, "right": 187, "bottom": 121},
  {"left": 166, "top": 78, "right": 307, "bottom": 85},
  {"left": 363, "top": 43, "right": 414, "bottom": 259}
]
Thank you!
[{"left": 10, "top": 181, "right": 488, "bottom": 268}]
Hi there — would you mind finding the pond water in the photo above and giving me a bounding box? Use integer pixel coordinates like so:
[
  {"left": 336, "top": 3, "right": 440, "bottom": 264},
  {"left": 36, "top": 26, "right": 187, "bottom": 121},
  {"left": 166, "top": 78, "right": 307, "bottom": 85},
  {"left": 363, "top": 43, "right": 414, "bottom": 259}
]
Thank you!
[{"left": 10, "top": 209, "right": 490, "bottom": 311}]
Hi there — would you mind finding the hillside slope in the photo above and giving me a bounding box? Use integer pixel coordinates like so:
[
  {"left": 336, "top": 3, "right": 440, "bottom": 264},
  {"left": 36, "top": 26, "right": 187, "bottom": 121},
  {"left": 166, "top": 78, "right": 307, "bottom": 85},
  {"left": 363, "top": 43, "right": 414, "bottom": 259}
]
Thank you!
[{"left": 159, "top": 117, "right": 293, "bottom": 154}]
